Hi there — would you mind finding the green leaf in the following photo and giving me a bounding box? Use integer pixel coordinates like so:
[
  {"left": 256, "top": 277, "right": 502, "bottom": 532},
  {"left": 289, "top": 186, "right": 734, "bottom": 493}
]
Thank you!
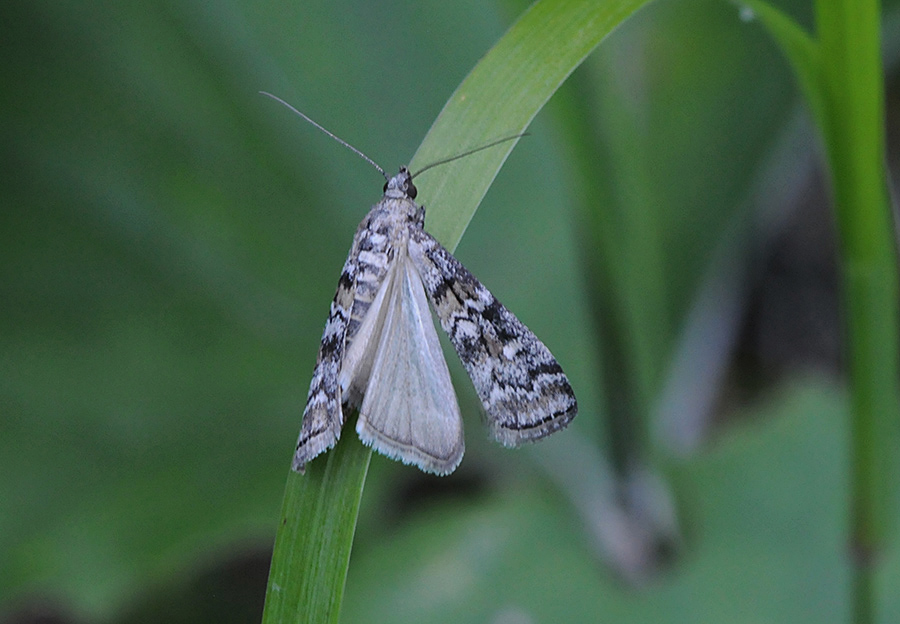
[
  {"left": 262, "top": 431, "right": 371, "bottom": 624},
  {"left": 261, "top": 0, "right": 651, "bottom": 621}
]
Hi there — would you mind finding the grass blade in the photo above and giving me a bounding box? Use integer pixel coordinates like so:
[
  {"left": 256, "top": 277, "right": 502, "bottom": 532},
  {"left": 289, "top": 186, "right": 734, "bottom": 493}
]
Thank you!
[
  {"left": 411, "top": 0, "right": 649, "bottom": 252},
  {"left": 262, "top": 431, "right": 371, "bottom": 624}
]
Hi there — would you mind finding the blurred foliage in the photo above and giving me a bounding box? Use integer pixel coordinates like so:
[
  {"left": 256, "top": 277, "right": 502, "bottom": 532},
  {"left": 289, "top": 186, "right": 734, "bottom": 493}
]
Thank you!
[{"left": 1, "top": 0, "right": 899, "bottom": 623}]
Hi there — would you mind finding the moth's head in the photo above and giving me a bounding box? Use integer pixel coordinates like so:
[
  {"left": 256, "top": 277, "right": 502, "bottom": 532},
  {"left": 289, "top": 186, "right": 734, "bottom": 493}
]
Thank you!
[{"left": 383, "top": 166, "right": 417, "bottom": 200}]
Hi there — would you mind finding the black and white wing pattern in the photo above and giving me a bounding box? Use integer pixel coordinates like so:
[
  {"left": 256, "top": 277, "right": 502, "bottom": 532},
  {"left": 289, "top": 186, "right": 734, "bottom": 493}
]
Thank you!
[
  {"left": 293, "top": 208, "right": 394, "bottom": 473},
  {"left": 292, "top": 247, "right": 357, "bottom": 472},
  {"left": 294, "top": 166, "right": 575, "bottom": 476},
  {"left": 408, "top": 227, "right": 577, "bottom": 447}
]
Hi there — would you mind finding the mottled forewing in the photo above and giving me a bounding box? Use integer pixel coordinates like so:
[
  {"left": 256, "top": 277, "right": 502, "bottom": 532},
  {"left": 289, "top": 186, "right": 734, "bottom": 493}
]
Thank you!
[
  {"left": 337, "top": 203, "right": 401, "bottom": 407},
  {"left": 293, "top": 249, "right": 358, "bottom": 472},
  {"left": 294, "top": 206, "right": 396, "bottom": 472},
  {"left": 408, "top": 228, "right": 577, "bottom": 446}
]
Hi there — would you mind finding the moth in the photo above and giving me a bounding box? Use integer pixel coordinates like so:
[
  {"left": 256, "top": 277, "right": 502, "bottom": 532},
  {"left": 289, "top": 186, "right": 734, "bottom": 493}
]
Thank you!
[{"left": 264, "top": 93, "right": 577, "bottom": 475}]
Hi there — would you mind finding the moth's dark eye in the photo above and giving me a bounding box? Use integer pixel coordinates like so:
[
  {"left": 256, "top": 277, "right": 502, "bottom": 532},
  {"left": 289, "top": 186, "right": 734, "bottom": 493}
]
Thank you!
[
  {"left": 383, "top": 181, "right": 389, "bottom": 192},
  {"left": 407, "top": 182, "right": 417, "bottom": 199}
]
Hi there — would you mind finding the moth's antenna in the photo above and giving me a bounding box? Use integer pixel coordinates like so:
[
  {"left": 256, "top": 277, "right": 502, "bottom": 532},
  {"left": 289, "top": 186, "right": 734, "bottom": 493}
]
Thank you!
[
  {"left": 411, "top": 132, "right": 528, "bottom": 180},
  {"left": 260, "top": 91, "right": 388, "bottom": 180}
]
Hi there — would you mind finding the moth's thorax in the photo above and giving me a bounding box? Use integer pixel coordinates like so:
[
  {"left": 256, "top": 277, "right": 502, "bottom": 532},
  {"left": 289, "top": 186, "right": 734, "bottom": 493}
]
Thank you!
[{"left": 364, "top": 198, "right": 423, "bottom": 248}]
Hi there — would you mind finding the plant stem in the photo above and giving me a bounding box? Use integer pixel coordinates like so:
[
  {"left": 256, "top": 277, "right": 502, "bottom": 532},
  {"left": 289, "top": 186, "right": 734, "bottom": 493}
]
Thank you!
[{"left": 816, "top": 0, "right": 899, "bottom": 622}]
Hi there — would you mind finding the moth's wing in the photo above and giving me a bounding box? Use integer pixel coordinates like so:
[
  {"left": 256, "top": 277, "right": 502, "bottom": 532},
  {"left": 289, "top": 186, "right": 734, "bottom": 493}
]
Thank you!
[
  {"left": 408, "top": 228, "right": 577, "bottom": 447},
  {"left": 355, "top": 256, "right": 465, "bottom": 475},
  {"left": 294, "top": 208, "right": 398, "bottom": 473},
  {"left": 294, "top": 250, "right": 358, "bottom": 472},
  {"left": 337, "top": 258, "right": 395, "bottom": 408}
]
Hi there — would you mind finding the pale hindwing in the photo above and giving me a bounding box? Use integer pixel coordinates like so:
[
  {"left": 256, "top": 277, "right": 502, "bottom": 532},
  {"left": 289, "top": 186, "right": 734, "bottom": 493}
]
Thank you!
[
  {"left": 408, "top": 228, "right": 577, "bottom": 446},
  {"left": 355, "top": 256, "right": 465, "bottom": 475},
  {"left": 293, "top": 249, "right": 358, "bottom": 472}
]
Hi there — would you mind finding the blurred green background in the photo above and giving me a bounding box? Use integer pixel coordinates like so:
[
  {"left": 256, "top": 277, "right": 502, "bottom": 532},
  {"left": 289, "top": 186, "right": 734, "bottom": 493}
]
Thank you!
[{"left": 3, "top": 0, "right": 900, "bottom": 622}]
